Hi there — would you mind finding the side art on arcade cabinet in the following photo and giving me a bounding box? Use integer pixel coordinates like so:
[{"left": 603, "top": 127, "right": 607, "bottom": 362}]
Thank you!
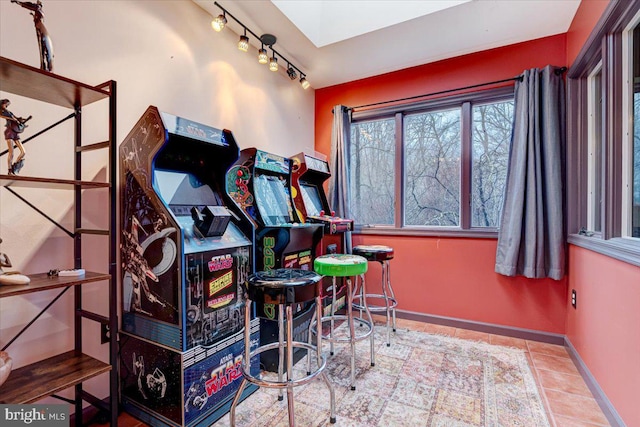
[
  {"left": 226, "top": 148, "right": 323, "bottom": 370},
  {"left": 119, "top": 106, "right": 259, "bottom": 427}
]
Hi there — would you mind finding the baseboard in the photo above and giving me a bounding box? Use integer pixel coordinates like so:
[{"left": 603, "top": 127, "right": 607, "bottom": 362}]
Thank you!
[
  {"left": 564, "top": 337, "right": 626, "bottom": 427},
  {"left": 395, "top": 309, "right": 565, "bottom": 345}
]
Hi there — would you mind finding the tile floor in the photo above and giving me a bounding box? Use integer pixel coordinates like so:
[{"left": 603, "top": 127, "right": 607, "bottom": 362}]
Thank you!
[{"left": 96, "top": 317, "right": 610, "bottom": 427}]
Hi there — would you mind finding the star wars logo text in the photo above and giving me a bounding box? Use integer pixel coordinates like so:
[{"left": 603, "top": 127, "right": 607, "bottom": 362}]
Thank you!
[
  {"left": 204, "top": 355, "right": 243, "bottom": 395},
  {"left": 208, "top": 254, "right": 233, "bottom": 272}
]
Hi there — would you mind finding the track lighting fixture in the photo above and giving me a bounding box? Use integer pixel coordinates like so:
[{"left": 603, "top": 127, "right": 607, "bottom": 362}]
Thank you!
[
  {"left": 258, "top": 46, "right": 268, "bottom": 64},
  {"left": 287, "top": 65, "right": 297, "bottom": 80},
  {"left": 211, "top": 13, "right": 227, "bottom": 32},
  {"left": 269, "top": 56, "right": 278, "bottom": 72},
  {"left": 212, "top": 1, "right": 310, "bottom": 89},
  {"left": 238, "top": 29, "right": 249, "bottom": 52}
]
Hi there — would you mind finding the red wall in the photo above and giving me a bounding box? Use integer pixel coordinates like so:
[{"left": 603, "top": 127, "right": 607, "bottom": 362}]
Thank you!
[
  {"left": 566, "top": 0, "right": 610, "bottom": 66},
  {"left": 315, "top": 35, "right": 568, "bottom": 334},
  {"left": 566, "top": 246, "right": 640, "bottom": 426}
]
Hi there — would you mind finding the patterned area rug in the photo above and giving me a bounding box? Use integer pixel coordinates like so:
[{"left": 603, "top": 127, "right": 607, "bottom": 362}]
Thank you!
[{"left": 216, "top": 325, "right": 551, "bottom": 427}]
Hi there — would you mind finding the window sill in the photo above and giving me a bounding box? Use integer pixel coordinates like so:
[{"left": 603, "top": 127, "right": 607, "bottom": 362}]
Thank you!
[
  {"left": 567, "top": 234, "right": 640, "bottom": 267},
  {"left": 354, "top": 226, "right": 498, "bottom": 239}
]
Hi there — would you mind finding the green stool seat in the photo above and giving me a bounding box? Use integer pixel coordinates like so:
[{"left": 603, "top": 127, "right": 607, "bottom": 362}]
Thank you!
[{"left": 314, "top": 254, "right": 368, "bottom": 277}]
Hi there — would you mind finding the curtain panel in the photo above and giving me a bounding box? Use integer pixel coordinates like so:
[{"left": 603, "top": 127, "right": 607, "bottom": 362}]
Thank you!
[
  {"left": 495, "top": 66, "right": 566, "bottom": 280},
  {"left": 328, "top": 105, "right": 352, "bottom": 253}
]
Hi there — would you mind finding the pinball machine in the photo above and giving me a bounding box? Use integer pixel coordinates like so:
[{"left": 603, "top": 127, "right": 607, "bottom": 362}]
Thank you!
[
  {"left": 119, "top": 106, "right": 259, "bottom": 427},
  {"left": 226, "top": 148, "right": 323, "bottom": 370}
]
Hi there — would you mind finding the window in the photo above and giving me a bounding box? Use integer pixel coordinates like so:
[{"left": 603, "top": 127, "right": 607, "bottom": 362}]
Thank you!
[
  {"left": 567, "top": 0, "right": 640, "bottom": 266},
  {"left": 349, "top": 88, "right": 513, "bottom": 235},
  {"left": 471, "top": 101, "right": 512, "bottom": 227},
  {"left": 404, "top": 108, "right": 461, "bottom": 227},
  {"left": 349, "top": 118, "right": 395, "bottom": 226}
]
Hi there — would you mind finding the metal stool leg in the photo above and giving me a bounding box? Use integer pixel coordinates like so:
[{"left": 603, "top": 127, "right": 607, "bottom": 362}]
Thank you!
[
  {"left": 285, "top": 305, "right": 295, "bottom": 427},
  {"left": 380, "top": 261, "right": 392, "bottom": 346},
  {"left": 330, "top": 276, "right": 336, "bottom": 356},
  {"left": 230, "top": 300, "right": 253, "bottom": 426},
  {"left": 346, "top": 277, "right": 357, "bottom": 390},
  {"left": 385, "top": 260, "right": 397, "bottom": 332},
  {"left": 316, "top": 294, "right": 336, "bottom": 424},
  {"left": 278, "top": 304, "right": 285, "bottom": 401},
  {"left": 358, "top": 274, "right": 375, "bottom": 367}
]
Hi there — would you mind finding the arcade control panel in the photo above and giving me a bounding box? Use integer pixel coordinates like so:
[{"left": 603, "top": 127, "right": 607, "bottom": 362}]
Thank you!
[{"left": 306, "top": 210, "right": 353, "bottom": 234}]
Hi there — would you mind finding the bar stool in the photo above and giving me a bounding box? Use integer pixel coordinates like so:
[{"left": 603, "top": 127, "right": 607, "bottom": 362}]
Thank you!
[
  {"left": 352, "top": 245, "right": 398, "bottom": 347},
  {"left": 311, "top": 254, "right": 374, "bottom": 390},
  {"left": 230, "top": 269, "right": 336, "bottom": 426}
]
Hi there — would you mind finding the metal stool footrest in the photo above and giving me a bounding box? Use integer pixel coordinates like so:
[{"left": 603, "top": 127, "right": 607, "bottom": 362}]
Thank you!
[
  {"left": 241, "top": 341, "right": 328, "bottom": 389},
  {"left": 352, "top": 294, "right": 398, "bottom": 312},
  {"left": 312, "top": 315, "right": 374, "bottom": 343}
]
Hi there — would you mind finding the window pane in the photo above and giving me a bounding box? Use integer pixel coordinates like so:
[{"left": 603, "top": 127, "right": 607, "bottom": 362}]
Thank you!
[
  {"left": 404, "top": 109, "right": 461, "bottom": 226},
  {"left": 471, "top": 101, "right": 513, "bottom": 227},
  {"left": 349, "top": 119, "right": 395, "bottom": 225},
  {"left": 633, "top": 23, "right": 640, "bottom": 237}
]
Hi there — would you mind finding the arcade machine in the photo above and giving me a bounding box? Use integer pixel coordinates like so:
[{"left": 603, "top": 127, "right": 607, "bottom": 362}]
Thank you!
[
  {"left": 290, "top": 152, "right": 354, "bottom": 315},
  {"left": 119, "top": 106, "right": 259, "bottom": 427},
  {"left": 226, "top": 148, "right": 323, "bottom": 370},
  {"left": 290, "top": 152, "right": 353, "bottom": 247}
]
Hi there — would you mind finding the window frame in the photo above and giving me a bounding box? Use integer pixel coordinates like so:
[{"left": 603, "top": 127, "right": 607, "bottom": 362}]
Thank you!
[
  {"left": 350, "top": 86, "right": 514, "bottom": 238},
  {"left": 566, "top": 0, "right": 640, "bottom": 267}
]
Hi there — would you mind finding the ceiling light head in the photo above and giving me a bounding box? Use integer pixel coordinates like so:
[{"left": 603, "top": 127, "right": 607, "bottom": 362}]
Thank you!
[
  {"left": 287, "top": 66, "right": 297, "bottom": 80},
  {"left": 269, "top": 56, "right": 278, "bottom": 72},
  {"left": 238, "top": 35, "right": 249, "bottom": 52},
  {"left": 258, "top": 48, "right": 268, "bottom": 64},
  {"left": 212, "top": 13, "right": 227, "bottom": 32},
  {"left": 300, "top": 76, "right": 310, "bottom": 90}
]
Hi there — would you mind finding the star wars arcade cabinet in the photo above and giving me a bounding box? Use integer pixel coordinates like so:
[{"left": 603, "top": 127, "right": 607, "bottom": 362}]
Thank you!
[
  {"left": 226, "top": 148, "right": 323, "bottom": 371},
  {"left": 119, "top": 107, "right": 259, "bottom": 427}
]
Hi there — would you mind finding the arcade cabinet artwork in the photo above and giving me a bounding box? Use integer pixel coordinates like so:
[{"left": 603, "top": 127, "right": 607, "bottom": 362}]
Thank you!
[
  {"left": 119, "top": 106, "right": 259, "bottom": 427},
  {"left": 226, "top": 148, "right": 323, "bottom": 371}
]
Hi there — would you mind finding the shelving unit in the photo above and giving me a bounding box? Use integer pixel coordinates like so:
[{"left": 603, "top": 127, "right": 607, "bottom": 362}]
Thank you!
[{"left": 0, "top": 56, "right": 117, "bottom": 426}]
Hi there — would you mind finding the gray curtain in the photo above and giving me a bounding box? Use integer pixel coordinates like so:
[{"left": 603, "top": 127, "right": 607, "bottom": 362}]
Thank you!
[
  {"left": 495, "top": 66, "right": 566, "bottom": 280},
  {"left": 328, "top": 105, "right": 352, "bottom": 253}
]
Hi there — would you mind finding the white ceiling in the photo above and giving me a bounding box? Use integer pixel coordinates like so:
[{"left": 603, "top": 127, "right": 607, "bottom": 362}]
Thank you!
[{"left": 194, "top": 0, "right": 581, "bottom": 89}]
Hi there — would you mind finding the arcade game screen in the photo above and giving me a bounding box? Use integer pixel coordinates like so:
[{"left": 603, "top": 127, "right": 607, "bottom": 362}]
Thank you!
[
  {"left": 300, "top": 183, "right": 324, "bottom": 217},
  {"left": 254, "top": 173, "right": 294, "bottom": 226}
]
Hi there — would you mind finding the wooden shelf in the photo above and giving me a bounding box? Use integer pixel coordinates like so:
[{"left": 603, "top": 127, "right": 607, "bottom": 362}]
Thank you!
[
  {"left": 0, "top": 174, "right": 110, "bottom": 189},
  {"left": 0, "top": 271, "right": 110, "bottom": 298},
  {"left": 0, "top": 56, "right": 110, "bottom": 108},
  {"left": 0, "top": 351, "right": 111, "bottom": 404}
]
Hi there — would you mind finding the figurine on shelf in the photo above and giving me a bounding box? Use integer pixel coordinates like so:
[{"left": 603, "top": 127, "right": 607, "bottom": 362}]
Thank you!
[
  {"left": 11, "top": 0, "right": 54, "bottom": 72},
  {"left": 0, "top": 99, "right": 31, "bottom": 176},
  {"left": 0, "top": 238, "right": 30, "bottom": 286}
]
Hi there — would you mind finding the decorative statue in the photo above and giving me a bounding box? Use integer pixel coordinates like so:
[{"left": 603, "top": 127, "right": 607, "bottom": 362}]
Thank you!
[
  {"left": 11, "top": 0, "right": 54, "bottom": 72},
  {"left": 0, "top": 238, "right": 31, "bottom": 286},
  {"left": 0, "top": 99, "right": 31, "bottom": 176}
]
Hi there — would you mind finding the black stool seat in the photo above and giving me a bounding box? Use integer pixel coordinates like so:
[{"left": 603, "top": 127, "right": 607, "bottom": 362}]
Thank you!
[
  {"left": 248, "top": 269, "right": 322, "bottom": 306},
  {"left": 353, "top": 245, "right": 394, "bottom": 262}
]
